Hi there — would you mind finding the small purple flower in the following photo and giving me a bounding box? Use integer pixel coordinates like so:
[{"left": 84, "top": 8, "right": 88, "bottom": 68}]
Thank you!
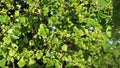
[
  {"left": 89, "top": 26, "right": 94, "bottom": 31},
  {"left": 108, "top": 39, "right": 114, "bottom": 45},
  {"left": 15, "top": 18, "right": 19, "bottom": 22},
  {"left": 50, "top": 11, "right": 54, "bottom": 15},
  {"left": 33, "top": 35, "right": 37, "bottom": 39},
  {"left": 52, "top": 26, "right": 56, "bottom": 30},
  {"left": 47, "top": 53, "right": 50, "bottom": 57}
]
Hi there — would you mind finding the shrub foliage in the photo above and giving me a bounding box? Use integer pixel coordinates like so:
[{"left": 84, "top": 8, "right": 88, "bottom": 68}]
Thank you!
[{"left": 0, "top": 0, "right": 120, "bottom": 68}]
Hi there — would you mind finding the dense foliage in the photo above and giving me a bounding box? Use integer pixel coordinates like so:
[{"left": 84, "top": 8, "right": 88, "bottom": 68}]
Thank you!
[{"left": 0, "top": 0, "right": 120, "bottom": 68}]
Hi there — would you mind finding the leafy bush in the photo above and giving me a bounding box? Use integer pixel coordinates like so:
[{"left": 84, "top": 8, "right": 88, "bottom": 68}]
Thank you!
[{"left": 0, "top": 0, "right": 120, "bottom": 68}]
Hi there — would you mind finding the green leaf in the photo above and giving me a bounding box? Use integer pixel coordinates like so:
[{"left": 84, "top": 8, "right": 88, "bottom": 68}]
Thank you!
[
  {"left": 3, "top": 36, "right": 11, "bottom": 45},
  {"left": 55, "top": 60, "right": 60, "bottom": 68},
  {"left": 29, "top": 59, "right": 36, "bottom": 65},
  {"left": 0, "top": 58, "right": 6, "bottom": 67},
  {"left": 35, "top": 50, "right": 43, "bottom": 60},
  {"left": 15, "top": 11, "right": 20, "bottom": 17},
  {"left": 18, "top": 16, "right": 27, "bottom": 26},
  {"left": 9, "top": 49, "right": 16, "bottom": 56},
  {"left": 60, "top": 0, "right": 64, "bottom": 4},
  {"left": 76, "top": 30, "right": 84, "bottom": 37},
  {"left": 10, "top": 35, "right": 20, "bottom": 39},
  {"left": 24, "top": 51, "right": 34, "bottom": 58},
  {"left": 29, "top": 40, "right": 35, "bottom": 46},
  {"left": 17, "top": 58, "right": 26, "bottom": 68},
  {"left": 38, "top": 24, "right": 49, "bottom": 38},
  {"left": 7, "top": 28, "right": 21, "bottom": 40},
  {"left": 12, "top": 43, "right": 18, "bottom": 50},
  {"left": 76, "top": 5, "right": 83, "bottom": 13},
  {"left": 11, "top": 23, "right": 21, "bottom": 29},
  {"left": 87, "top": 56, "right": 92, "bottom": 62},
  {"left": 62, "top": 44, "right": 68, "bottom": 51},
  {"left": 52, "top": 38, "right": 59, "bottom": 45},
  {"left": 106, "top": 31, "right": 111, "bottom": 37},
  {"left": 98, "top": 10, "right": 108, "bottom": 18},
  {"left": 46, "top": 59, "right": 54, "bottom": 67},
  {"left": 73, "top": 26, "right": 78, "bottom": 32},
  {"left": 98, "top": 0, "right": 110, "bottom": 9},
  {"left": 0, "top": 15, "right": 10, "bottom": 24},
  {"left": 23, "top": 36, "right": 28, "bottom": 43},
  {"left": 43, "top": 7, "right": 49, "bottom": 16}
]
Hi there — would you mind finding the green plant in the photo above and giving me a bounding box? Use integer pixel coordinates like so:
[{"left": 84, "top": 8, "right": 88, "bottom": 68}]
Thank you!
[{"left": 0, "top": 0, "right": 120, "bottom": 68}]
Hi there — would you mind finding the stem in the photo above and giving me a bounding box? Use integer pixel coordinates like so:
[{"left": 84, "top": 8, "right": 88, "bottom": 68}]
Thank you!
[{"left": 12, "top": 62, "right": 15, "bottom": 68}]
